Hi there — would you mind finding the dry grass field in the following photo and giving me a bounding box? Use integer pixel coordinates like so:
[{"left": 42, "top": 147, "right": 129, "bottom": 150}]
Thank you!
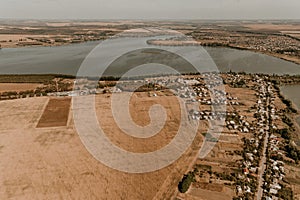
[
  {"left": 285, "top": 164, "right": 300, "bottom": 200},
  {"left": 36, "top": 98, "right": 71, "bottom": 128},
  {"left": 95, "top": 92, "right": 181, "bottom": 153},
  {"left": 244, "top": 24, "right": 300, "bottom": 31},
  {"left": 0, "top": 92, "right": 206, "bottom": 200},
  {"left": 0, "top": 83, "right": 41, "bottom": 92}
]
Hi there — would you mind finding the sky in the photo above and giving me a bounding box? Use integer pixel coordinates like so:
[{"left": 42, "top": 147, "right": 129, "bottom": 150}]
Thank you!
[{"left": 0, "top": 0, "right": 299, "bottom": 20}]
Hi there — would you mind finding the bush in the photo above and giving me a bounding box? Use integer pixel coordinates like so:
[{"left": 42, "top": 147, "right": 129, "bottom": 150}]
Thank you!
[
  {"left": 276, "top": 128, "right": 291, "bottom": 140},
  {"left": 282, "top": 115, "right": 294, "bottom": 128},
  {"left": 178, "top": 172, "right": 194, "bottom": 193},
  {"left": 285, "top": 144, "right": 300, "bottom": 163},
  {"left": 278, "top": 185, "right": 293, "bottom": 200}
]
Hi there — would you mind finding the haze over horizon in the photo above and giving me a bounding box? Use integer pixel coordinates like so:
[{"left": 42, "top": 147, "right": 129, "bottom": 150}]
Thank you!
[{"left": 0, "top": 0, "right": 299, "bottom": 20}]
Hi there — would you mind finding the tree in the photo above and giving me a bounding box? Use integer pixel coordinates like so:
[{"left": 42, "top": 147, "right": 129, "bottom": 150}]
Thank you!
[
  {"left": 278, "top": 185, "right": 293, "bottom": 200},
  {"left": 178, "top": 172, "right": 194, "bottom": 193}
]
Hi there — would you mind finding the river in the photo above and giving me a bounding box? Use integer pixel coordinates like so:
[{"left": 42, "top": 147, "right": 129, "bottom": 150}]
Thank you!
[
  {"left": 0, "top": 40, "right": 300, "bottom": 76},
  {"left": 0, "top": 42, "right": 98, "bottom": 75}
]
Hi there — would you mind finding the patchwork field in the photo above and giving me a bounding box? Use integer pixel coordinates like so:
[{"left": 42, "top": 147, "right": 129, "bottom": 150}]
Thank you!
[
  {"left": 36, "top": 98, "right": 71, "bottom": 128},
  {"left": 0, "top": 92, "right": 205, "bottom": 200}
]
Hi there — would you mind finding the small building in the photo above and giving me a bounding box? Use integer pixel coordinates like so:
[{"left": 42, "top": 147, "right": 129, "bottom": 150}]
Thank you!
[{"left": 270, "top": 188, "right": 278, "bottom": 195}]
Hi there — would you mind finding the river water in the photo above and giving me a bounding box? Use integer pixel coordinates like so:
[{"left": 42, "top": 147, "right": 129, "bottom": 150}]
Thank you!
[
  {"left": 0, "top": 42, "right": 98, "bottom": 75},
  {"left": 280, "top": 85, "right": 300, "bottom": 126},
  {"left": 0, "top": 40, "right": 300, "bottom": 76}
]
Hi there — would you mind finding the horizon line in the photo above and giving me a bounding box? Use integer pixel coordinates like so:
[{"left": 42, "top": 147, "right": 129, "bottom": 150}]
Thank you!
[{"left": 0, "top": 18, "right": 300, "bottom": 22}]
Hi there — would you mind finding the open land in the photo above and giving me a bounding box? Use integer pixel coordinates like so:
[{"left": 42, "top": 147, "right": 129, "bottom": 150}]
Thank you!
[
  {"left": 0, "top": 83, "right": 42, "bottom": 92},
  {"left": 36, "top": 98, "right": 71, "bottom": 128},
  {"left": 0, "top": 86, "right": 206, "bottom": 200},
  {"left": 0, "top": 72, "right": 300, "bottom": 199}
]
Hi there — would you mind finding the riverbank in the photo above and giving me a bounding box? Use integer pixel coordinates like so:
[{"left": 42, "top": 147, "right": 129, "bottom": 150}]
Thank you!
[
  {"left": 227, "top": 45, "right": 300, "bottom": 65},
  {"left": 280, "top": 84, "right": 300, "bottom": 138},
  {"left": 147, "top": 39, "right": 300, "bottom": 65}
]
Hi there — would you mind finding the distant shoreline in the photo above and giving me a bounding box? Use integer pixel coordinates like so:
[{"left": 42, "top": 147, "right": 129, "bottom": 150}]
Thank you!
[
  {"left": 147, "top": 39, "right": 300, "bottom": 65},
  {"left": 1, "top": 72, "right": 300, "bottom": 83}
]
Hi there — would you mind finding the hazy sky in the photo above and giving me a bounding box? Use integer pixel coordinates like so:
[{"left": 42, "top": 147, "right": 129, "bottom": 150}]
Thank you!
[{"left": 0, "top": 0, "right": 299, "bottom": 20}]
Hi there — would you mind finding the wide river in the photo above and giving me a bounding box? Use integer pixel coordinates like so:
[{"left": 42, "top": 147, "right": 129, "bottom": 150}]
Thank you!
[
  {"left": 0, "top": 40, "right": 300, "bottom": 76},
  {"left": 1, "top": 39, "right": 300, "bottom": 117}
]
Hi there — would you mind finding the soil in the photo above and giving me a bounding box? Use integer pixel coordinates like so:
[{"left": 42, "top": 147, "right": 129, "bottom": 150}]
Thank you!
[{"left": 36, "top": 98, "right": 71, "bottom": 128}]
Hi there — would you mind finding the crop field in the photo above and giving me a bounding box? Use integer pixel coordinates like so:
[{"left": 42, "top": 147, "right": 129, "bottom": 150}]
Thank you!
[
  {"left": 36, "top": 98, "right": 71, "bottom": 128},
  {"left": 0, "top": 92, "right": 206, "bottom": 200}
]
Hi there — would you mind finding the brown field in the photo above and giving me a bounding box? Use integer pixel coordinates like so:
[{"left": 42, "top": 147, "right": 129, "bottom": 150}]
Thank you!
[
  {"left": 285, "top": 164, "right": 300, "bottom": 200},
  {"left": 178, "top": 187, "right": 234, "bottom": 200},
  {"left": 201, "top": 141, "right": 242, "bottom": 165},
  {"left": 95, "top": 92, "right": 182, "bottom": 153},
  {"left": 245, "top": 24, "right": 300, "bottom": 31},
  {"left": 0, "top": 34, "right": 46, "bottom": 42},
  {"left": 0, "top": 83, "right": 41, "bottom": 92},
  {"left": 36, "top": 98, "right": 71, "bottom": 128},
  {"left": 281, "top": 31, "right": 300, "bottom": 39},
  {"left": 0, "top": 92, "right": 206, "bottom": 200}
]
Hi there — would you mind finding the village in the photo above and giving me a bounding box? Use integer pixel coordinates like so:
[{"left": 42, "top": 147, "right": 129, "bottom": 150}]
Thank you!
[
  {"left": 0, "top": 72, "right": 299, "bottom": 200},
  {"left": 190, "top": 27, "right": 300, "bottom": 64},
  {"left": 170, "top": 73, "right": 299, "bottom": 200},
  {"left": 64, "top": 72, "right": 299, "bottom": 200},
  {"left": 194, "top": 30, "right": 300, "bottom": 56}
]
